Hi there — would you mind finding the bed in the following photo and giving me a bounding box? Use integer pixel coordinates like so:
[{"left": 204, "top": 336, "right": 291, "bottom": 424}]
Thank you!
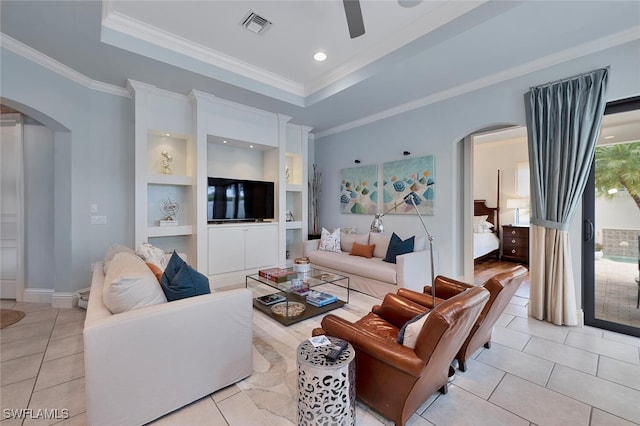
[
  {"left": 473, "top": 200, "right": 500, "bottom": 260},
  {"left": 473, "top": 170, "right": 501, "bottom": 261}
]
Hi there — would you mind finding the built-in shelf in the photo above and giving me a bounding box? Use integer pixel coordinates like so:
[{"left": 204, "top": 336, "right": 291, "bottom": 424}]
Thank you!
[
  {"left": 286, "top": 183, "right": 302, "bottom": 192},
  {"left": 148, "top": 175, "right": 194, "bottom": 186},
  {"left": 147, "top": 225, "right": 193, "bottom": 237},
  {"left": 286, "top": 221, "right": 302, "bottom": 230}
]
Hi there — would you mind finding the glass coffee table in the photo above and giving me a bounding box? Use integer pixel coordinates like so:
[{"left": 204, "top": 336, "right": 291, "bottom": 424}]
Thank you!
[{"left": 246, "top": 268, "right": 350, "bottom": 326}]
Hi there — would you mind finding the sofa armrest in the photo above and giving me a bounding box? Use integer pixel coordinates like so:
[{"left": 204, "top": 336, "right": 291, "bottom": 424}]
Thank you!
[
  {"left": 396, "top": 249, "right": 432, "bottom": 292},
  {"left": 303, "top": 239, "right": 320, "bottom": 256},
  {"left": 84, "top": 288, "right": 253, "bottom": 426},
  {"left": 320, "top": 314, "right": 423, "bottom": 377}
]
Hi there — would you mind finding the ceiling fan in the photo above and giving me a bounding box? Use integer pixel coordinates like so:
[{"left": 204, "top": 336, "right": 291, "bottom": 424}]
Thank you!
[
  {"left": 342, "top": 0, "right": 423, "bottom": 39},
  {"left": 342, "top": 0, "right": 365, "bottom": 39}
]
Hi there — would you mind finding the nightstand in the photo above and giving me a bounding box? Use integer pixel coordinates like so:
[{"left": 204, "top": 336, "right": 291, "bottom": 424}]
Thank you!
[{"left": 502, "top": 225, "right": 529, "bottom": 263}]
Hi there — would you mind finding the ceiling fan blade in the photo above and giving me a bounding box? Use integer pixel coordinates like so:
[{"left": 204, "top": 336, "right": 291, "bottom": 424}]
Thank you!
[{"left": 343, "top": 0, "right": 365, "bottom": 39}]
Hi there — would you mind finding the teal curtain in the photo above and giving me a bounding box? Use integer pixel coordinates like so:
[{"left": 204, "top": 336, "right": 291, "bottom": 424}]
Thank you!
[{"left": 525, "top": 68, "right": 608, "bottom": 325}]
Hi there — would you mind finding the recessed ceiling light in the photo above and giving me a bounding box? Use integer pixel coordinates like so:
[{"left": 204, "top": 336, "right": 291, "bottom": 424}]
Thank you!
[
  {"left": 604, "top": 135, "right": 615, "bottom": 139},
  {"left": 249, "top": 145, "right": 254, "bottom": 148},
  {"left": 165, "top": 133, "right": 171, "bottom": 136},
  {"left": 223, "top": 140, "right": 227, "bottom": 143},
  {"left": 313, "top": 52, "right": 327, "bottom": 62}
]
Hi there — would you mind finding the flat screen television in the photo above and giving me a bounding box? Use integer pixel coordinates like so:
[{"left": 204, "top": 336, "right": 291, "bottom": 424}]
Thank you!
[{"left": 207, "top": 177, "right": 275, "bottom": 223}]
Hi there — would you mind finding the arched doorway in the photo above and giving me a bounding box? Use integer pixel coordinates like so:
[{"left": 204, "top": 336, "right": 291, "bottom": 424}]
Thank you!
[
  {"left": 459, "top": 124, "right": 529, "bottom": 283},
  {"left": 1, "top": 100, "right": 66, "bottom": 302}
]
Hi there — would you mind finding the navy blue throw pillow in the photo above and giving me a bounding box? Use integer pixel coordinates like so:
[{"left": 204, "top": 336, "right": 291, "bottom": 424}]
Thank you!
[
  {"left": 383, "top": 232, "right": 415, "bottom": 264},
  {"left": 160, "top": 251, "right": 211, "bottom": 301},
  {"left": 397, "top": 311, "right": 429, "bottom": 344}
]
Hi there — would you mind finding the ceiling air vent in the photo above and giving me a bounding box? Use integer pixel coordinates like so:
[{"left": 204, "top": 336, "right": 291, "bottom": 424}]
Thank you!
[{"left": 241, "top": 11, "right": 272, "bottom": 35}]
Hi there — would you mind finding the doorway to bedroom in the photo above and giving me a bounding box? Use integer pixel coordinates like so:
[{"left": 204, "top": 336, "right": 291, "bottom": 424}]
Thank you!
[{"left": 472, "top": 126, "right": 530, "bottom": 273}]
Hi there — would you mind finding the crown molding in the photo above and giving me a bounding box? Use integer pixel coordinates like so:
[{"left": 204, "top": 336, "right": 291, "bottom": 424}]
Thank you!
[
  {"left": 102, "top": 10, "right": 305, "bottom": 98},
  {"left": 315, "top": 26, "right": 640, "bottom": 139},
  {"left": 1, "top": 33, "right": 130, "bottom": 98},
  {"left": 127, "top": 79, "right": 190, "bottom": 103},
  {"left": 304, "top": 0, "right": 486, "bottom": 98}
]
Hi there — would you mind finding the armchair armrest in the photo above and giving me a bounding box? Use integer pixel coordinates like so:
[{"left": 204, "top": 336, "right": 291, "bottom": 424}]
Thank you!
[
  {"left": 424, "top": 275, "right": 473, "bottom": 299},
  {"left": 372, "top": 293, "right": 427, "bottom": 328},
  {"left": 396, "top": 288, "right": 444, "bottom": 309},
  {"left": 320, "top": 314, "right": 424, "bottom": 377}
]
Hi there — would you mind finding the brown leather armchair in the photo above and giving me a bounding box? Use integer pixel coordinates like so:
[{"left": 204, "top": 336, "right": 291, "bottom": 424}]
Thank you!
[
  {"left": 397, "top": 265, "right": 528, "bottom": 372},
  {"left": 315, "top": 286, "right": 489, "bottom": 426}
]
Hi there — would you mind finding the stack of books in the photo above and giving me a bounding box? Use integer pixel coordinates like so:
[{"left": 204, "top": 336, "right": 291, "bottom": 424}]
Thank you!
[
  {"left": 258, "top": 268, "right": 297, "bottom": 283},
  {"left": 306, "top": 290, "right": 337, "bottom": 307},
  {"left": 256, "top": 293, "right": 286, "bottom": 305},
  {"left": 291, "top": 282, "right": 310, "bottom": 296}
]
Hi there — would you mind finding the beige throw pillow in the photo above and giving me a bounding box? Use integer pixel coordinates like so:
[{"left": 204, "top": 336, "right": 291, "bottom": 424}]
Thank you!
[
  {"left": 402, "top": 312, "right": 430, "bottom": 349},
  {"left": 340, "top": 232, "right": 369, "bottom": 252},
  {"left": 369, "top": 232, "right": 391, "bottom": 258},
  {"left": 103, "top": 251, "right": 167, "bottom": 314}
]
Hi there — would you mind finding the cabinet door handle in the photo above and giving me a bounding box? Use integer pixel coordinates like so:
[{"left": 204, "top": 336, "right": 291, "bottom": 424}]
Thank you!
[
  {"left": 511, "top": 239, "right": 517, "bottom": 244},
  {"left": 511, "top": 249, "right": 516, "bottom": 254},
  {"left": 511, "top": 230, "right": 517, "bottom": 235}
]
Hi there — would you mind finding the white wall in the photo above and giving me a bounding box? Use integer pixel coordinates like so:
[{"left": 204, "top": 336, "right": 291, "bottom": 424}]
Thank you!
[
  {"left": 474, "top": 138, "right": 529, "bottom": 228},
  {"left": 314, "top": 40, "right": 640, "bottom": 297},
  {"left": 595, "top": 193, "right": 640, "bottom": 241}
]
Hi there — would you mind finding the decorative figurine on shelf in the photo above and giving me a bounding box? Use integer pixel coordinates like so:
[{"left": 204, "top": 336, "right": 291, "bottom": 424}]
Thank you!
[
  {"left": 160, "top": 150, "right": 173, "bottom": 175},
  {"left": 160, "top": 196, "right": 180, "bottom": 226},
  {"left": 286, "top": 211, "right": 295, "bottom": 222},
  {"left": 285, "top": 166, "right": 291, "bottom": 183}
]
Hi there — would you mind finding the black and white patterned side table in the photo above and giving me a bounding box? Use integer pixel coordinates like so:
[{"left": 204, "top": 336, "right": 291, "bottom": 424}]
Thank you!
[{"left": 296, "top": 336, "right": 355, "bottom": 426}]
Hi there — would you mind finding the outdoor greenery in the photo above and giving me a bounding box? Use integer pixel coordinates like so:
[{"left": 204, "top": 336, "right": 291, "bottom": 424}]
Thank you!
[{"left": 595, "top": 141, "right": 640, "bottom": 211}]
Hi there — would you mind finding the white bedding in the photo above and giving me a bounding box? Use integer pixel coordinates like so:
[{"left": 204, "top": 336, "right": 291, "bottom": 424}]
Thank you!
[{"left": 474, "top": 232, "right": 500, "bottom": 259}]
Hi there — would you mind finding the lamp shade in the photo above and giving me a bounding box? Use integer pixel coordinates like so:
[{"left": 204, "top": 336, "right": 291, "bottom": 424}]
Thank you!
[{"left": 506, "top": 198, "right": 528, "bottom": 209}]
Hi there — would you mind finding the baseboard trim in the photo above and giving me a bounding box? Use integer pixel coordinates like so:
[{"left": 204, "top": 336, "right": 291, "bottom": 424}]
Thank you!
[
  {"left": 52, "top": 292, "right": 78, "bottom": 309},
  {"left": 23, "top": 288, "right": 78, "bottom": 308},
  {"left": 22, "top": 288, "right": 54, "bottom": 304}
]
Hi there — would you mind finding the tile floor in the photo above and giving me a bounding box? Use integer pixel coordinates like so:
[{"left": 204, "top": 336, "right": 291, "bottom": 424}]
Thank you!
[
  {"left": 1, "top": 278, "right": 640, "bottom": 425},
  {"left": 595, "top": 257, "right": 640, "bottom": 328}
]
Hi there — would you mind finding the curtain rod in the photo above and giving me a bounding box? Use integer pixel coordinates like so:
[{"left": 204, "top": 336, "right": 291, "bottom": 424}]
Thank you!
[{"left": 531, "top": 66, "right": 609, "bottom": 90}]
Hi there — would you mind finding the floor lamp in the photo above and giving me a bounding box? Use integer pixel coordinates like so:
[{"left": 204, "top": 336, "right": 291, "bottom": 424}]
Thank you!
[
  {"left": 370, "top": 201, "right": 403, "bottom": 233},
  {"left": 404, "top": 193, "right": 437, "bottom": 307}
]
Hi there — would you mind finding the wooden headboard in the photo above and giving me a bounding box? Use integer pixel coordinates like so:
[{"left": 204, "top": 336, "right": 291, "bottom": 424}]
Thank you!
[
  {"left": 474, "top": 199, "right": 499, "bottom": 233},
  {"left": 474, "top": 169, "right": 501, "bottom": 233}
]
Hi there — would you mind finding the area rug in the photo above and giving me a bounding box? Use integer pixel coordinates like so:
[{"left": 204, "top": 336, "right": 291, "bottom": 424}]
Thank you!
[{"left": 0, "top": 309, "right": 25, "bottom": 329}]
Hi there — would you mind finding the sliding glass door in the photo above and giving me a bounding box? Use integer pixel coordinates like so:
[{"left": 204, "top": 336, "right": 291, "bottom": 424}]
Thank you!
[{"left": 583, "top": 97, "right": 640, "bottom": 337}]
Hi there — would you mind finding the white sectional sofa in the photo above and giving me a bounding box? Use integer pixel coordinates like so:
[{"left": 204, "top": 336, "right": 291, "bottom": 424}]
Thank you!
[
  {"left": 303, "top": 232, "right": 433, "bottom": 299},
  {"left": 83, "top": 249, "right": 253, "bottom": 426}
]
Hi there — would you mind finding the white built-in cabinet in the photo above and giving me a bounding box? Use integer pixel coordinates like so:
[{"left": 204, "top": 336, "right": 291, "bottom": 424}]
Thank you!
[
  {"left": 207, "top": 223, "right": 277, "bottom": 274},
  {"left": 284, "top": 124, "right": 310, "bottom": 266},
  {"left": 129, "top": 81, "right": 196, "bottom": 259},
  {"left": 130, "top": 81, "right": 311, "bottom": 289}
]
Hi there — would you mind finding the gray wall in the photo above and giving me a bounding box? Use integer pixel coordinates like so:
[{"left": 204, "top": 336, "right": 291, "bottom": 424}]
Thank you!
[
  {"left": 314, "top": 40, "right": 640, "bottom": 295},
  {"left": 23, "top": 122, "right": 54, "bottom": 289},
  {"left": 1, "top": 48, "right": 134, "bottom": 294}
]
